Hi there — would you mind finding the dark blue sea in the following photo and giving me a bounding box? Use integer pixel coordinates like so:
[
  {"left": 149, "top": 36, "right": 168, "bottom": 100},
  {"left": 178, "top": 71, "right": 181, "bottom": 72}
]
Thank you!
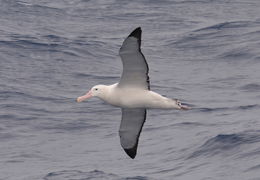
[{"left": 1, "top": 0, "right": 260, "bottom": 179}]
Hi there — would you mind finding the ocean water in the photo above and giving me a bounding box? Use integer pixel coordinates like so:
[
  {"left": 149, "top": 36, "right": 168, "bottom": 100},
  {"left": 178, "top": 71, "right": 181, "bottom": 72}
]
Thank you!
[{"left": 1, "top": 0, "right": 260, "bottom": 179}]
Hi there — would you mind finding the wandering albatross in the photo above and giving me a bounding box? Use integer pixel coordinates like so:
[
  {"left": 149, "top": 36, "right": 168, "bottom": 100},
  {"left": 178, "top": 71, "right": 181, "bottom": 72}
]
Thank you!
[{"left": 77, "top": 27, "right": 189, "bottom": 159}]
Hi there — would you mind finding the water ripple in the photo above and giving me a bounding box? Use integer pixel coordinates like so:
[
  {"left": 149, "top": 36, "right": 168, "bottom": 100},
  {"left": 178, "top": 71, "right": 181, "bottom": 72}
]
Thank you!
[
  {"left": 240, "top": 83, "right": 260, "bottom": 92},
  {"left": 196, "top": 104, "right": 259, "bottom": 113},
  {"left": 189, "top": 131, "right": 260, "bottom": 158},
  {"left": 43, "top": 170, "right": 151, "bottom": 180}
]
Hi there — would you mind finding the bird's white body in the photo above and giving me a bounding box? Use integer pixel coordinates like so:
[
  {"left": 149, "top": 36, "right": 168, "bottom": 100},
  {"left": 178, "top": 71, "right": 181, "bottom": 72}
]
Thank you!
[
  {"left": 97, "top": 83, "right": 179, "bottom": 109},
  {"left": 96, "top": 83, "right": 179, "bottom": 109}
]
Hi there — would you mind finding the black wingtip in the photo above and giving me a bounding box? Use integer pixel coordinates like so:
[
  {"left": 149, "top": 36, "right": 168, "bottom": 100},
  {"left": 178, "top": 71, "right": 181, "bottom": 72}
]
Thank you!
[
  {"left": 128, "top": 27, "right": 142, "bottom": 40},
  {"left": 124, "top": 148, "right": 137, "bottom": 159}
]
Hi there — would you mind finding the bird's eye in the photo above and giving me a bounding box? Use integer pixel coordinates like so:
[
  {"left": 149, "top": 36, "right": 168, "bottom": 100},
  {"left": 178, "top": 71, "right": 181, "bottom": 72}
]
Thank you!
[
  {"left": 177, "top": 100, "right": 181, "bottom": 106},
  {"left": 94, "top": 88, "right": 98, "bottom": 91}
]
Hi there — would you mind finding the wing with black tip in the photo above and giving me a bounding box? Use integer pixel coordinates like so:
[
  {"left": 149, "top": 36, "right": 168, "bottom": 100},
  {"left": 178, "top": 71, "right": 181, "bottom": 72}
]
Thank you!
[
  {"left": 119, "top": 108, "right": 147, "bottom": 159},
  {"left": 118, "top": 27, "right": 150, "bottom": 90}
]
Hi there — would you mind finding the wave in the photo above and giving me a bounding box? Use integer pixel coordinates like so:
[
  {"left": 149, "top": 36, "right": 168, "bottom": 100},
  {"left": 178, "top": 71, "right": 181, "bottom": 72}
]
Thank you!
[
  {"left": 0, "top": 30, "right": 103, "bottom": 58},
  {"left": 245, "top": 164, "right": 260, "bottom": 172},
  {"left": 165, "top": 20, "right": 260, "bottom": 62},
  {"left": 196, "top": 104, "right": 259, "bottom": 113},
  {"left": 0, "top": 38, "right": 67, "bottom": 57},
  {"left": 37, "top": 120, "right": 100, "bottom": 132},
  {"left": 0, "top": 90, "right": 67, "bottom": 104},
  {"left": 43, "top": 170, "right": 151, "bottom": 180},
  {"left": 169, "top": 21, "right": 255, "bottom": 45},
  {"left": 189, "top": 131, "right": 260, "bottom": 158},
  {"left": 194, "top": 21, "right": 254, "bottom": 32},
  {"left": 73, "top": 73, "right": 119, "bottom": 80},
  {"left": 240, "top": 83, "right": 260, "bottom": 92}
]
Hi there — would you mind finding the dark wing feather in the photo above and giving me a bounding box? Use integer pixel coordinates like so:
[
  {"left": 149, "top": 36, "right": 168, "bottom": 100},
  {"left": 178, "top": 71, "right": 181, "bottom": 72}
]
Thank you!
[
  {"left": 118, "top": 27, "right": 150, "bottom": 90},
  {"left": 119, "top": 108, "right": 147, "bottom": 159}
]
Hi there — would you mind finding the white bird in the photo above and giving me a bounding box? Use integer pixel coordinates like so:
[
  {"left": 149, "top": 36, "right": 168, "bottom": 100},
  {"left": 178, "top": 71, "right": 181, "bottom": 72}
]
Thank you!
[{"left": 77, "top": 27, "right": 189, "bottom": 159}]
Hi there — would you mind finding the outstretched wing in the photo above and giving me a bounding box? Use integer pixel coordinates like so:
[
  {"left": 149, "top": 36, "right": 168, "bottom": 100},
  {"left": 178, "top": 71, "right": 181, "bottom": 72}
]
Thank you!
[
  {"left": 118, "top": 27, "right": 150, "bottom": 90},
  {"left": 119, "top": 108, "right": 147, "bottom": 159}
]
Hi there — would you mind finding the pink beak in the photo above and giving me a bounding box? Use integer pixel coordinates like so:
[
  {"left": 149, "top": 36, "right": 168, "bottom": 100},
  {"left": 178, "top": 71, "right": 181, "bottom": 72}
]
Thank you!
[{"left": 77, "top": 91, "right": 92, "bottom": 103}]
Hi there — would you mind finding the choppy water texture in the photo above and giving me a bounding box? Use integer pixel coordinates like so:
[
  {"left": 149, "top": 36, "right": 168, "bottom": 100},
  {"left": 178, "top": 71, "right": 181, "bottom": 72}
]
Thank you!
[{"left": 1, "top": 0, "right": 260, "bottom": 179}]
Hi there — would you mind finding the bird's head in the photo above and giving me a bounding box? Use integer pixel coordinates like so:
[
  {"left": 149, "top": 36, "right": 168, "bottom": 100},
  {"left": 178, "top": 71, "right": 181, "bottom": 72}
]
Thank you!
[{"left": 77, "top": 85, "right": 107, "bottom": 102}]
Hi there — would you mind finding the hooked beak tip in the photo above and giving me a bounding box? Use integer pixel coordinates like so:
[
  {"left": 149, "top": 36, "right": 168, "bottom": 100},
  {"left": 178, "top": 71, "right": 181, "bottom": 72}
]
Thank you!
[
  {"left": 77, "top": 91, "right": 92, "bottom": 103},
  {"left": 76, "top": 97, "right": 82, "bottom": 103}
]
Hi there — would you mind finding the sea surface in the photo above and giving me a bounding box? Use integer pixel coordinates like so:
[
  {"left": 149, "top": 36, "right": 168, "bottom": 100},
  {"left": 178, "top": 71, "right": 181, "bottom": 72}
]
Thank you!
[{"left": 1, "top": 0, "right": 260, "bottom": 179}]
